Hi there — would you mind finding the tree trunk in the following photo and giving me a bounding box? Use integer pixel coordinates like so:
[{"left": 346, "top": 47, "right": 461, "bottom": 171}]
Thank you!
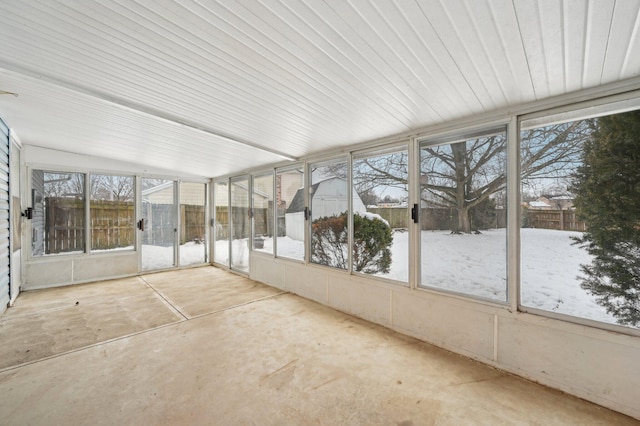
[
  {"left": 457, "top": 206, "right": 471, "bottom": 233},
  {"left": 451, "top": 142, "right": 472, "bottom": 233}
]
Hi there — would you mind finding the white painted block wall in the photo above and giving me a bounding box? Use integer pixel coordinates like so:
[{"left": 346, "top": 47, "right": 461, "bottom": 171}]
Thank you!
[{"left": 250, "top": 252, "right": 640, "bottom": 420}]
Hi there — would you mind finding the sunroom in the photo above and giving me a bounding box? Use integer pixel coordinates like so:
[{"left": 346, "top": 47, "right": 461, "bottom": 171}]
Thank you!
[{"left": 0, "top": 0, "right": 639, "bottom": 422}]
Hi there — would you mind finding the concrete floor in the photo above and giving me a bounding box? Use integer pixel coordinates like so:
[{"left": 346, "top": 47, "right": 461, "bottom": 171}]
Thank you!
[{"left": 0, "top": 267, "right": 637, "bottom": 425}]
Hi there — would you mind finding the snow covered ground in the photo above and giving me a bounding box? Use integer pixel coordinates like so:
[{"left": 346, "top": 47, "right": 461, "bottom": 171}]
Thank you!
[
  {"left": 217, "top": 227, "right": 622, "bottom": 326},
  {"left": 415, "top": 228, "right": 615, "bottom": 324},
  {"left": 520, "top": 228, "right": 615, "bottom": 324},
  {"left": 141, "top": 241, "right": 207, "bottom": 270}
]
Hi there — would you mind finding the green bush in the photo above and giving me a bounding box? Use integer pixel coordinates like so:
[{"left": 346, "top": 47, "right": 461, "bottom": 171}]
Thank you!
[{"left": 311, "top": 212, "right": 393, "bottom": 274}]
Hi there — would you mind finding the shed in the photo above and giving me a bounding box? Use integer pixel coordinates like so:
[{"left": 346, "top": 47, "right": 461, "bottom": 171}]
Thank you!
[{"left": 285, "top": 177, "right": 366, "bottom": 241}]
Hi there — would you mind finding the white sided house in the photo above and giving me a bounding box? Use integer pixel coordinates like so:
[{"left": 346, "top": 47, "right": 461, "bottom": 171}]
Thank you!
[{"left": 285, "top": 177, "right": 366, "bottom": 241}]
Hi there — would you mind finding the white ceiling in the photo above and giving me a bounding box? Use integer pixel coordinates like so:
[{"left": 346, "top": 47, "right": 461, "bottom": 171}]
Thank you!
[{"left": 1, "top": 0, "right": 639, "bottom": 178}]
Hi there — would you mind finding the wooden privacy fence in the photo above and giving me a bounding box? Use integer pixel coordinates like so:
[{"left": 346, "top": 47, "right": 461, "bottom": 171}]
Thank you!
[
  {"left": 368, "top": 207, "right": 583, "bottom": 231},
  {"left": 214, "top": 206, "right": 273, "bottom": 239},
  {"left": 181, "top": 204, "right": 205, "bottom": 244},
  {"left": 141, "top": 203, "right": 206, "bottom": 246},
  {"left": 44, "top": 197, "right": 206, "bottom": 253},
  {"left": 90, "top": 200, "right": 135, "bottom": 250},
  {"left": 367, "top": 207, "right": 506, "bottom": 230},
  {"left": 141, "top": 202, "right": 172, "bottom": 246},
  {"left": 524, "top": 209, "right": 586, "bottom": 231},
  {"left": 45, "top": 198, "right": 87, "bottom": 253}
]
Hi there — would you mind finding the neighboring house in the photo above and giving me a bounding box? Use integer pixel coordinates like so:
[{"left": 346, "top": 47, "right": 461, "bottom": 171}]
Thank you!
[
  {"left": 285, "top": 177, "right": 366, "bottom": 241},
  {"left": 276, "top": 170, "right": 303, "bottom": 209},
  {"left": 142, "top": 182, "right": 174, "bottom": 204},
  {"left": 527, "top": 196, "right": 574, "bottom": 210},
  {"left": 548, "top": 196, "right": 574, "bottom": 210},
  {"left": 528, "top": 199, "right": 552, "bottom": 210}
]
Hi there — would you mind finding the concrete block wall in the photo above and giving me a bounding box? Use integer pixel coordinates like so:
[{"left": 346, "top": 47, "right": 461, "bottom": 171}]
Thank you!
[{"left": 250, "top": 252, "right": 640, "bottom": 420}]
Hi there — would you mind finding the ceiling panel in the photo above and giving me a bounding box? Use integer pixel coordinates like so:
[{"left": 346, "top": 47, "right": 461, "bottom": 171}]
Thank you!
[
  {"left": 1, "top": 0, "right": 639, "bottom": 178},
  {"left": 0, "top": 70, "right": 287, "bottom": 177}
]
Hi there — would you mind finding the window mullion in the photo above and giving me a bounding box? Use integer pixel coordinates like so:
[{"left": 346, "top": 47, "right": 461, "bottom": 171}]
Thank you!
[
  {"left": 85, "top": 173, "right": 90, "bottom": 254},
  {"left": 507, "top": 116, "right": 519, "bottom": 311}
]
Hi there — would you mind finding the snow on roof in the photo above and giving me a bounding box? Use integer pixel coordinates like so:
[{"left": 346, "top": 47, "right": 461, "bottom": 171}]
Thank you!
[{"left": 529, "top": 201, "right": 551, "bottom": 207}]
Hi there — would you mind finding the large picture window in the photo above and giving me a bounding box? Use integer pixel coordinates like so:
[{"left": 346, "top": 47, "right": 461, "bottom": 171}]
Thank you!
[
  {"left": 419, "top": 129, "right": 507, "bottom": 301},
  {"left": 520, "top": 110, "right": 640, "bottom": 330},
  {"left": 90, "top": 174, "right": 134, "bottom": 252},
  {"left": 352, "top": 147, "right": 409, "bottom": 282},
  {"left": 32, "top": 170, "right": 86, "bottom": 256}
]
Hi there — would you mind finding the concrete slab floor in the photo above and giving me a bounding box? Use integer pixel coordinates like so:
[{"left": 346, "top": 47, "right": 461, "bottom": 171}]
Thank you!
[{"left": 0, "top": 267, "right": 637, "bottom": 425}]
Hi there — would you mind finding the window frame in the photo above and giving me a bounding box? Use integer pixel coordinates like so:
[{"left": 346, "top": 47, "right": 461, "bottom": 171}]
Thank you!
[
  {"left": 30, "top": 168, "right": 88, "bottom": 258},
  {"left": 350, "top": 143, "right": 411, "bottom": 285},
  {"left": 251, "top": 170, "right": 275, "bottom": 256},
  {"left": 212, "top": 178, "right": 230, "bottom": 267},
  {"left": 414, "top": 124, "right": 511, "bottom": 305},
  {"left": 274, "top": 163, "right": 306, "bottom": 263},
  {"left": 307, "top": 155, "right": 351, "bottom": 271},
  {"left": 517, "top": 97, "right": 640, "bottom": 335},
  {"left": 178, "top": 180, "right": 209, "bottom": 267},
  {"left": 88, "top": 173, "right": 136, "bottom": 254}
]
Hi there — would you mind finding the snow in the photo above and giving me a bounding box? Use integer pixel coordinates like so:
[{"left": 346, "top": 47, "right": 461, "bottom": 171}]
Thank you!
[
  {"left": 520, "top": 228, "right": 614, "bottom": 323},
  {"left": 357, "top": 211, "right": 390, "bottom": 227},
  {"left": 529, "top": 201, "right": 551, "bottom": 208},
  {"left": 227, "top": 236, "right": 304, "bottom": 261},
  {"left": 418, "top": 228, "right": 615, "bottom": 324},
  {"left": 215, "top": 228, "right": 624, "bottom": 327},
  {"left": 179, "top": 241, "right": 207, "bottom": 266},
  {"left": 141, "top": 241, "right": 207, "bottom": 270}
]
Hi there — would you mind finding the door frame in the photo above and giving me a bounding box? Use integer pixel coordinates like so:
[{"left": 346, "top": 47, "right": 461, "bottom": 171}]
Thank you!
[
  {"left": 138, "top": 176, "right": 178, "bottom": 272},
  {"left": 229, "top": 175, "right": 251, "bottom": 274}
]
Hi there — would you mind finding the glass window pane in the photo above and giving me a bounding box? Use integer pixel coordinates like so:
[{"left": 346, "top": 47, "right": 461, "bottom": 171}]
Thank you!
[
  {"left": 141, "top": 179, "right": 176, "bottom": 271},
  {"left": 230, "top": 177, "right": 250, "bottom": 273},
  {"left": 213, "top": 181, "right": 229, "bottom": 266},
  {"left": 419, "top": 130, "right": 507, "bottom": 301},
  {"left": 521, "top": 112, "right": 639, "bottom": 330},
  {"left": 180, "top": 182, "right": 207, "bottom": 266},
  {"left": 252, "top": 172, "right": 274, "bottom": 254},
  {"left": 352, "top": 148, "right": 408, "bottom": 282},
  {"left": 32, "top": 171, "right": 85, "bottom": 256},
  {"left": 276, "top": 167, "right": 304, "bottom": 260},
  {"left": 90, "top": 175, "right": 134, "bottom": 252},
  {"left": 310, "top": 158, "right": 348, "bottom": 269}
]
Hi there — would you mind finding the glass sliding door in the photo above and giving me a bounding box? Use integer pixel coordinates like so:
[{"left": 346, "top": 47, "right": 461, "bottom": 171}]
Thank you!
[
  {"left": 179, "top": 182, "right": 207, "bottom": 266},
  {"left": 213, "top": 180, "right": 229, "bottom": 266},
  {"left": 230, "top": 176, "right": 250, "bottom": 273},
  {"left": 141, "top": 178, "right": 176, "bottom": 271}
]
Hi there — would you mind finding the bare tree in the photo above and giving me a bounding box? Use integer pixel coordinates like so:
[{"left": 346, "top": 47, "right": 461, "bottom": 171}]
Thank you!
[
  {"left": 340, "top": 122, "right": 589, "bottom": 234},
  {"left": 90, "top": 175, "right": 134, "bottom": 201},
  {"left": 44, "top": 173, "right": 84, "bottom": 198}
]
